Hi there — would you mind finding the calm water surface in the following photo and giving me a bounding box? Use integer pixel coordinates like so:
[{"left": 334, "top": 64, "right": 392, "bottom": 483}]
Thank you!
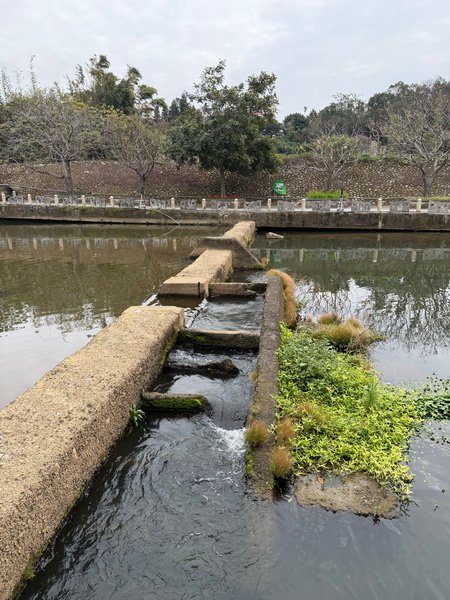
[
  {"left": 0, "top": 223, "right": 218, "bottom": 408},
  {"left": 2, "top": 226, "right": 449, "bottom": 600}
]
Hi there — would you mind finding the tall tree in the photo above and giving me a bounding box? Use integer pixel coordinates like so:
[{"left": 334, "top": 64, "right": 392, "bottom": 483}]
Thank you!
[
  {"left": 68, "top": 55, "right": 166, "bottom": 117},
  {"left": 110, "top": 114, "right": 165, "bottom": 196},
  {"left": 5, "top": 90, "right": 108, "bottom": 192},
  {"left": 381, "top": 79, "right": 450, "bottom": 196},
  {"left": 166, "top": 61, "right": 279, "bottom": 196}
]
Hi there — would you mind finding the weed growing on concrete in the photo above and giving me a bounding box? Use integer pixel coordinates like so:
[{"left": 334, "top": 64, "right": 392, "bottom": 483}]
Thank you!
[
  {"left": 277, "top": 325, "right": 422, "bottom": 497},
  {"left": 245, "top": 420, "right": 270, "bottom": 447},
  {"left": 270, "top": 446, "right": 294, "bottom": 480},
  {"left": 129, "top": 404, "right": 145, "bottom": 426},
  {"left": 267, "top": 269, "right": 299, "bottom": 327}
]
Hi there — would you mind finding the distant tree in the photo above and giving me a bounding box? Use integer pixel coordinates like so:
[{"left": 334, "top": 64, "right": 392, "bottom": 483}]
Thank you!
[
  {"left": 68, "top": 55, "right": 166, "bottom": 117},
  {"left": 283, "top": 112, "right": 309, "bottom": 142},
  {"left": 381, "top": 79, "right": 450, "bottom": 196},
  {"left": 309, "top": 94, "right": 367, "bottom": 137},
  {"left": 166, "top": 61, "right": 279, "bottom": 196},
  {"left": 310, "top": 134, "right": 359, "bottom": 191},
  {"left": 110, "top": 114, "right": 165, "bottom": 196},
  {"left": 5, "top": 90, "right": 108, "bottom": 192},
  {"left": 167, "top": 93, "right": 192, "bottom": 122}
]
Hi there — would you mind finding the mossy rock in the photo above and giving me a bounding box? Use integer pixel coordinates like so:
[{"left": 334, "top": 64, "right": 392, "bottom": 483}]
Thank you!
[{"left": 141, "top": 391, "right": 207, "bottom": 412}]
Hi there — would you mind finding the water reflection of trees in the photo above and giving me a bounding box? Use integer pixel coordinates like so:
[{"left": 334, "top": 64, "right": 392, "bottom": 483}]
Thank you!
[
  {"left": 0, "top": 228, "right": 203, "bottom": 335},
  {"left": 262, "top": 241, "right": 450, "bottom": 354}
]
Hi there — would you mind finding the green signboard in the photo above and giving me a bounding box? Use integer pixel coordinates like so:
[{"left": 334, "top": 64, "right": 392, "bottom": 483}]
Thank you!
[{"left": 272, "top": 179, "right": 287, "bottom": 196}]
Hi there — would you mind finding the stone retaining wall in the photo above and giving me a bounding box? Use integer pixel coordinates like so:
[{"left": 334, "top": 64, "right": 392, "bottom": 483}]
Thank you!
[
  {"left": 0, "top": 306, "right": 184, "bottom": 600},
  {"left": 1, "top": 204, "right": 450, "bottom": 231}
]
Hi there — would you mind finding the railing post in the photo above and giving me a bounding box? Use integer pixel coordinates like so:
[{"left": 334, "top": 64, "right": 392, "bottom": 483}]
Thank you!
[
  {"left": 377, "top": 197, "right": 383, "bottom": 212},
  {"left": 81, "top": 195, "right": 86, "bottom": 206},
  {"left": 301, "top": 198, "right": 306, "bottom": 211},
  {"left": 109, "top": 195, "right": 114, "bottom": 207},
  {"left": 27, "top": 193, "right": 32, "bottom": 204},
  {"left": 416, "top": 198, "right": 422, "bottom": 212},
  {"left": 1, "top": 192, "right": 6, "bottom": 203},
  {"left": 12, "top": 190, "right": 16, "bottom": 198},
  {"left": 234, "top": 198, "right": 239, "bottom": 210},
  {"left": 170, "top": 197, "right": 176, "bottom": 209},
  {"left": 201, "top": 198, "right": 206, "bottom": 209},
  {"left": 267, "top": 198, "right": 272, "bottom": 210},
  {"left": 54, "top": 194, "right": 59, "bottom": 205}
]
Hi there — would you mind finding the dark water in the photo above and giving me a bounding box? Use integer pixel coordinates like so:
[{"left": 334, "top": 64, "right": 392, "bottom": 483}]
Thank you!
[
  {"left": 6, "top": 228, "right": 450, "bottom": 600},
  {"left": 0, "top": 223, "right": 218, "bottom": 408}
]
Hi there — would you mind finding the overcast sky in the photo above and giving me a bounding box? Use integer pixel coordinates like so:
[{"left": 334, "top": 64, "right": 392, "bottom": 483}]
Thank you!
[{"left": 1, "top": 0, "right": 449, "bottom": 116}]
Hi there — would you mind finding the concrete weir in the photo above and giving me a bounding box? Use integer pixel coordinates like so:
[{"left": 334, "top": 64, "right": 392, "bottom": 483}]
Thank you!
[
  {"left": 159, "top": 221, "right": 260, "bottom": 297},
  {"left": 0, "top": 306, "right": 184, "bottom": 600}
]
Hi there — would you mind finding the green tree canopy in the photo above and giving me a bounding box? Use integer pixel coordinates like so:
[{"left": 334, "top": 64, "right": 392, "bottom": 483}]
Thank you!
[{"left": 166, "top": 61, "right": 280, "bottom": 196}]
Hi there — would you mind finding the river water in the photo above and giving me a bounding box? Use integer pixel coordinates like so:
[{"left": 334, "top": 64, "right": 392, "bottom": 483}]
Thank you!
[{"left": 1, "top": 224, "right": 449, "bottom": 600}]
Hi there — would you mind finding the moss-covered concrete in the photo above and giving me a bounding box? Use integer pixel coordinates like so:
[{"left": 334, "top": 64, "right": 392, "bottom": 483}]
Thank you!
[
  {"left": 0, "top": 306, "right": 184, "bottom": 600},
  {"left": 141, "top": 392, "right": 207, "bottom": 412}
]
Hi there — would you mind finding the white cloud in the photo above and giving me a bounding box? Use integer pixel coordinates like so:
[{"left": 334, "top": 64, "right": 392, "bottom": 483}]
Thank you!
[{"left": 1, "top": 0, "right": 449, "bottom": 116}]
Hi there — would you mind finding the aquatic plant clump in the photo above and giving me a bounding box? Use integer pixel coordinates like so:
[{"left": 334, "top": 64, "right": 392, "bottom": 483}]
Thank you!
[
  {"left": 277, "top": 325, "right": 422, "bottom": 497},
  {"left": 309, "top": 314, "right": 382, "bottom": 352}
]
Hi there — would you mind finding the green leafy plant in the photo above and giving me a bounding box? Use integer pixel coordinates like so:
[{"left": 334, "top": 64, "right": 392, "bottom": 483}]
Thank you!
[
  {"left": 277, "top": 325, "right": 422, "bottom": 497},
  {"left": 129, "top": 403, "right": 145, "bottom": 426},
  {"left": 414, "top": 377, "right": 450, "bottom": 420}
]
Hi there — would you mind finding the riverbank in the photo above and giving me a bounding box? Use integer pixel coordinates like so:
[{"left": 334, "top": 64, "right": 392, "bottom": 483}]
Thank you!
[{"left": 2, "top": 203, "right": 450, "bottom": 231}]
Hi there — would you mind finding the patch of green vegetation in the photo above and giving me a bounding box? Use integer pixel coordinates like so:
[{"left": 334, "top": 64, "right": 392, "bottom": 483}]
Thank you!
[
  {"left": 414, "top": 377, "right": 450, "bottom": 420},
  {"left": 245, "top": 448, "right": 255, "bottom": 477},
  {"left": 129, "top": 403, "right": 145, "bottom": 426},
  {"left": 277, "top": 325, "right": 422, "bottom": 497},
  {"left": 306, "top": 189, "right": 346, "bottom": 199},
  {"left": 178, "top": 330, "right": 209, "bottom": 344}
]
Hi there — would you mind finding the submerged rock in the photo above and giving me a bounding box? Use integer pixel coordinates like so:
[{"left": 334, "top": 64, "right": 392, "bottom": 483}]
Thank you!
[
  {"left": 165, "top": 357, "right": 240, "bottom": 378},
  {"left": 141, "top": 391, "right": 207, "bottom": 412}
]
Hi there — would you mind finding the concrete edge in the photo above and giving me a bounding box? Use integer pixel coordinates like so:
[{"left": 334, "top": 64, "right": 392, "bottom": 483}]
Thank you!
[
  {"left": 246, "top": 276, "right": 285, "bottom": 499},
  {"left": 0, "top": 306, "right": 184, "bottom": 600}
]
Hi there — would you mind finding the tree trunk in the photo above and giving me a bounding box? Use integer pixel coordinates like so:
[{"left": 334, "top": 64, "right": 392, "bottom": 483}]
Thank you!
[
  {"left": 63, "top": 160, "right": 73, "bottom": 194},
  {"left": 420, "top": 166, "right": 433, "bottom": 197},
  {"left": 140, "top": 175, "right": 147, "bottom": 197},
  {"left": 220, "top": 168, "right": 226, "bottom": 197}
]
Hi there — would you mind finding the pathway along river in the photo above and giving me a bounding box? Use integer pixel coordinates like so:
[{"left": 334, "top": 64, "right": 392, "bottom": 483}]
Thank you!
[{"left": 1, "top": 224, "right": 449, "bottom": 599}]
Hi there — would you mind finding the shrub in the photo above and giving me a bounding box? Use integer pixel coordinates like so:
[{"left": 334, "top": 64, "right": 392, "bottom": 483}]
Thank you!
[
  {"left": 271, "top": 446, "right": 294, "bottom": 480},
  {"left": 276, "top": 417, "right": 296, "bottom": 443},
  {"left": 267, "top": 269, "right": 298, "bottom": 327},
  {"left": 245, "top": 420, "right": 270, "bottom": 447},
  {"left": 307, "top": 190, "right": 344, "bottom": 199}
]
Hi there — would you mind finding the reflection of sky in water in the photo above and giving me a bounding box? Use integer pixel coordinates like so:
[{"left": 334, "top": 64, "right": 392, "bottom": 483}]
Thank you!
[{"left": 252, "top": 231, "right": 450, "bottom": 386}]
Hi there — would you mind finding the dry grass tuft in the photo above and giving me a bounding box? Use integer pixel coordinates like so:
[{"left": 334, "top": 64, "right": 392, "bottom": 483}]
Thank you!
[
  {"left": 276, "top": 417, "right": 296, "bottom": 443},
  {"left": 267, "top": 269, "right": 298, "bottom": 327},
  {"left": 271, "top": 446, "right": 294, "bottom": 480},
  {"left": 311, "top": 316, "right": 381, "bottom": 353},
  {"left": 260, "top": 257, "right": 269, "bottom": 269},
  {"left": 245, "top": 420, "right": 270, "bottom": 448},
  {"left": 317, "top": 312, "right": 341, "bottom": 325}
]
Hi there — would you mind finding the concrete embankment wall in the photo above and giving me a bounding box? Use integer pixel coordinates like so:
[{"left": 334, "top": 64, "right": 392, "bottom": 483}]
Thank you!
[
  {"left": 1, "top": 204, "right": 450, "bottom": 231},
  {"left": 0, "top": 306, "right": 184, "bottom": 600}
]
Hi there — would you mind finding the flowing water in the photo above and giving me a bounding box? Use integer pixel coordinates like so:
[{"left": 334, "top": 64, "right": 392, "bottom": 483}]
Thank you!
[{"left": 1, "top": 225, "right": 449, "bottom": 599}]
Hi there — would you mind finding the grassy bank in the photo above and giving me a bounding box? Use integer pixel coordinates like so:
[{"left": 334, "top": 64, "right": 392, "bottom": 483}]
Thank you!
[{"left": 276, "top": 325, "right": 422, "bottom": 497}]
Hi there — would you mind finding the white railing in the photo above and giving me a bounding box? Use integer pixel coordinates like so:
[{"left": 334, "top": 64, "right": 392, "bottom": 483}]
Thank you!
[{"left": 1, "top": 192, "right": 449, "bottom": 215}]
